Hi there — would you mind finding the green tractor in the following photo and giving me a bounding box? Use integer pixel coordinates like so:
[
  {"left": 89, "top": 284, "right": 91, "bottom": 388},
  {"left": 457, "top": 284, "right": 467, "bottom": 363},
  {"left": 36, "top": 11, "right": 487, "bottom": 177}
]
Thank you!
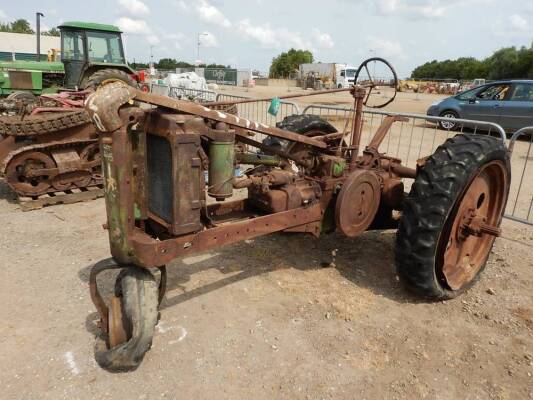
[{"left": 0, "top": 21, "right": 140, "bottom": 98}]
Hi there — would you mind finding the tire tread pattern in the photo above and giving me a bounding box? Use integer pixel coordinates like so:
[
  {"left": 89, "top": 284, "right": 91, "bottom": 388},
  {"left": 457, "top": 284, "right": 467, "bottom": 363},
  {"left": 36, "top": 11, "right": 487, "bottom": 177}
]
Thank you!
[
  {"left": 395, "top": 134, "right": 510, "bottom": 299},
  {"left": 0, "top": 110, "right": 90, "bottom": 136},
  {"left": 85, "top": 68, "right": 137, "bottom": 90}
]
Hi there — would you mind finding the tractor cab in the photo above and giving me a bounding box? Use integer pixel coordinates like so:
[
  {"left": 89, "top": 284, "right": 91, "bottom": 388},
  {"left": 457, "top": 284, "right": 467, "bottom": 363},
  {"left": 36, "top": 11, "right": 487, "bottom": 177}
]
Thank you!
[{"left": 58, "top": 21, "right": 137, "bottom": 89}]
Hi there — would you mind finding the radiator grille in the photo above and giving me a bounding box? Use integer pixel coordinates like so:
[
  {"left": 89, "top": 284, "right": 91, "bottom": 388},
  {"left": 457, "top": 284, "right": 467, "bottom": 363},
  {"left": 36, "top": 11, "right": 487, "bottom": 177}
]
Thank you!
[{"left": 146, "top": 134, "right": 172, "bottom": 223}]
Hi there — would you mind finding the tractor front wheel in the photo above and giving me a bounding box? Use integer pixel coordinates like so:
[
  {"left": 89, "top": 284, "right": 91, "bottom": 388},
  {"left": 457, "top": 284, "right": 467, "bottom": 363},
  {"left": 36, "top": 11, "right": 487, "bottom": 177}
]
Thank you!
[
  {"left": 84, "top": 69, "right": 137, "bottom": 91},
  {"left": 95, "top": 266, "right": 159, "bottom": 371},
  {"left": 396, "top": 134, "right": 510, "bottom": 300}
]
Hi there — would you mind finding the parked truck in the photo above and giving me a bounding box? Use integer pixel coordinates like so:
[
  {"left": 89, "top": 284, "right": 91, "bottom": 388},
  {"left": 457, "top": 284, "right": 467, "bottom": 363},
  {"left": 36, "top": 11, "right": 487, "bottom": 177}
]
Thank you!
[{"left": 299, "top": 63, "right": 357, "bottom": 89}]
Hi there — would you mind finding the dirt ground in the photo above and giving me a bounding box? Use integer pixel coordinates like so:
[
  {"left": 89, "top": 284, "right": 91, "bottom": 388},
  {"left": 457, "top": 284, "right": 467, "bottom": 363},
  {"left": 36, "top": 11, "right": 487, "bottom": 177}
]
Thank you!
[{"left": 0, "top": 88, "right": 532, "bottom": 400}]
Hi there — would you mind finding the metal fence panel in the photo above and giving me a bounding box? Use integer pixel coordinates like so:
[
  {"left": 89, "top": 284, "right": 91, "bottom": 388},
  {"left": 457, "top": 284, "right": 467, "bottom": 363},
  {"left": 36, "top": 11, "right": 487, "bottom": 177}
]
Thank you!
[
  {"left": 168, "top": 87, "right": 216, "bottom": 102},
  {"left": 302, "top": 105, "right": 505, "bottom": 168},
  {"left": 507, "top": 127, "right": 533, "bottom": 225},
  {"left": 215, "top": 93, "right": 300, "bottom": 143},
  {"left": 301, "top": 104, "right": 532, "bottom": 226},
  {"left": 149, "top": 83, "right": 170, "bottom": 96}
]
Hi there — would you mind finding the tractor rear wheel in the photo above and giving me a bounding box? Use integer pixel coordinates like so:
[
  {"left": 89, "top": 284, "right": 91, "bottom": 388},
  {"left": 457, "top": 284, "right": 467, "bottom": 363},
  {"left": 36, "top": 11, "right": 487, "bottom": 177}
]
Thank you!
[
  {"left": 84, "top": 69, "right": 137, "bottom": 90},
  {"left": 263, "top": 114, "right": 338, "bottom": 150},
  {"left": 396, "top": 134, "right": 510, "bottom": 300}
]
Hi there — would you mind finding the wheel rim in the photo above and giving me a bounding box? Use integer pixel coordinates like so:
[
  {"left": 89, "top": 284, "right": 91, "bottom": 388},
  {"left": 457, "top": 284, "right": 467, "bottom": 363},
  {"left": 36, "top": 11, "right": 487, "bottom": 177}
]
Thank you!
[
  {"left": 439, "top": 160, "right": 508, "bottom": 291},
  {"left": 5, "top": 152, "right": 55, "bottom": 195},
  {"left": 108, "top": 295, "right": 128, "bottom": 348},
  {"left": 441, "top": 114, "right": 456, "bottom": 129},
  {"left": 336, "top": 171, "right": 381, "bottom": 237}
]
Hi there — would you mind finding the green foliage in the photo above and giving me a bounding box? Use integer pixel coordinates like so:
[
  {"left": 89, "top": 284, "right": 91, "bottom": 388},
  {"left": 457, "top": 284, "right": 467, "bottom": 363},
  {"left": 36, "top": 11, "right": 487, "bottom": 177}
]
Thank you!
[
  {"left": 155, "top": 58, "right": 228, "bottom": 70},
  {"left": 269, "top": 49, "right": 313, "bottom": 78},
  {"left": 43, "top": 27, "right": 60, "bottom": 37},
  {"left": 127, "top": 58, "right": 230, "bottom": 70},
  {"left": 0, "top": 18, "right": 58, "bottom": 36},
  {"left": 0, "top": 18, "right": 35, "bottom": 34},
  {"left": 411, "top": 44, "right": 533, "bottom": 80},
  {"left": 10, "top": 19, "right": 34, "bottom": 34}
]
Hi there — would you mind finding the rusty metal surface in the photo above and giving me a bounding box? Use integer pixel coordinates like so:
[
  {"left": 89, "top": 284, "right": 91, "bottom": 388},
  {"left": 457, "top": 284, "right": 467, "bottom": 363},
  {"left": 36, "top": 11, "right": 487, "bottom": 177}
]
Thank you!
[
  {"left": 131, "top": 203, "right": 324, "bottom": 268},
  {"left": 441, "top": 160, "right": 508, "bottom": 290},
  {"left": 89, "top": 258, "right": 124, "bottom": 334},
  {"left": 349, "top": 87, "right": 366, "bottom": 170},
  {"left": 86, "top": 82, "right": 327, "bottom": 149},
  {"left": 0, "top": 92, "right": 103, "bottom": 198},
  {"left": 9, "top": 71, "right": 33, "bottom": 90},
  {"left": 108, "top": 296, "right": 128, "bottom": 348},
  {"left": 335, "top": 170, "right": 381, "bottom": 237}
]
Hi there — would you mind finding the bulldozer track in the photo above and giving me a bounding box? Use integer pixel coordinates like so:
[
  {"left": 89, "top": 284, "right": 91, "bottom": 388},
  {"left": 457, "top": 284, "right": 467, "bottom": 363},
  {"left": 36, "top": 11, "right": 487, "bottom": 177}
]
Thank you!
[
  {"left": 1, "top": 138, "right": 98, "bottom": 174},
  {"left": 2, "top": 138, "right": 103, "bottom": 197},
  {"left": 16, "top": 184, "right": 104, "bottom": 211},
  {"left": 0, "top": 110, "right": 91, "bottom": 136}
]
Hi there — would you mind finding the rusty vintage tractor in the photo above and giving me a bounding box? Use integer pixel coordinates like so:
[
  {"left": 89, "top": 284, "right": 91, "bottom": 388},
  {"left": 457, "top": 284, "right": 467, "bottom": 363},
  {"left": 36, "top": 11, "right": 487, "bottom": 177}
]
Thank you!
[{"left": 85, "top": 58, "right": 510, "bottom": 371}]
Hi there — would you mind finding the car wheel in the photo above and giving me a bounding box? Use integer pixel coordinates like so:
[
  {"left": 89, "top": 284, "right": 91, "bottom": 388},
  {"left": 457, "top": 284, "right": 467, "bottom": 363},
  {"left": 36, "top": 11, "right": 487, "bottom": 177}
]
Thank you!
[{"left": 439, "top": 111, "right": 459, "bottom": 130}]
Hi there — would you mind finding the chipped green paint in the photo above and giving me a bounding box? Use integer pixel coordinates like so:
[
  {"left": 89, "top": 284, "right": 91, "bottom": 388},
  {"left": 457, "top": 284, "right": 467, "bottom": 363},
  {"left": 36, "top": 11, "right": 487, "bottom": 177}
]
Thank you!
[
  {"left": 134, "top": 203, "right": 141, "bottom": 220},
  {"left": 208, "top": 140, "right": 235, "bottom": 199},
  {"left": 332, "top": 159, "right": 346, "bottom": 177},
  {"left": 236, "top": 152, "right": 281, "bottom": 167},
  {"left": 101, "top": 142, "right": 135, "bottom": 264}
]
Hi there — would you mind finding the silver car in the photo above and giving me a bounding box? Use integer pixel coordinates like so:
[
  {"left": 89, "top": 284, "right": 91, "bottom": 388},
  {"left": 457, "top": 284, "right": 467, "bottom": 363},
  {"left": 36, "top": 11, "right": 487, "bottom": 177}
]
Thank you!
[{"left": 427, "top": 80, "right": 533, "bottom": 133}]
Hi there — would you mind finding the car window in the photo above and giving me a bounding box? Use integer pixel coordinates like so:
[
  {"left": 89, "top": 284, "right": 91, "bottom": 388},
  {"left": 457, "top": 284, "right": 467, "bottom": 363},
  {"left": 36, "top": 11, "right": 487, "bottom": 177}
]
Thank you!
[
  {"left": 457, "top": 86, "right": 482, "bottom": 101},
  {"left": 509, "top": 84, "right": 533, "bottom": 102},
  {"left": 476, "top": 84, "right": 510, "bottom": 101}
]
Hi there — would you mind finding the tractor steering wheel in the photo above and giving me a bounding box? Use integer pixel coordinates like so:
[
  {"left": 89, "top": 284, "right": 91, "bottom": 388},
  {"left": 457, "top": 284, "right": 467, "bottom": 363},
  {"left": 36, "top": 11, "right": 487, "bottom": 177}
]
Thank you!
[{"left": 354, "top": 57, "right": 398, "bottom": 109}]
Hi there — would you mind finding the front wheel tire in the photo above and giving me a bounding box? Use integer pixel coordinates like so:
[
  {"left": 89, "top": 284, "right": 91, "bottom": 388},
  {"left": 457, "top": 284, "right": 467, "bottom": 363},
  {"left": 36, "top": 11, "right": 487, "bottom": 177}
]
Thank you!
[
  {"left": 438, "top": 110, "right": 459, "bottom": 130},
  {"left": 95, "top": 266, "right": 159, "bottom": 371},
  {"left": 395, "top": 134, "right": 510, "bottom": 300}
]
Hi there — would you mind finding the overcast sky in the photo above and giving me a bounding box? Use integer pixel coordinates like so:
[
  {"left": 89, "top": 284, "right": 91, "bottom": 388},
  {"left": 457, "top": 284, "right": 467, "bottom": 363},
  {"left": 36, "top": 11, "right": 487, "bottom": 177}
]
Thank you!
[{"left": 1, "top": 0, "right": 532, "bottom": 76}]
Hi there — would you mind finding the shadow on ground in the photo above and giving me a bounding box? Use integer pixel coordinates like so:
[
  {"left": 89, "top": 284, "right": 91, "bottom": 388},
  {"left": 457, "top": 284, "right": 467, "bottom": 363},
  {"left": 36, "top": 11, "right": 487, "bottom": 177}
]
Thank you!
[
  {"left": 0, "top": 179, "right": 19, "bottom": 204},
  {"left": 79, "top": 228, "right": 423, "bottom": 336}
]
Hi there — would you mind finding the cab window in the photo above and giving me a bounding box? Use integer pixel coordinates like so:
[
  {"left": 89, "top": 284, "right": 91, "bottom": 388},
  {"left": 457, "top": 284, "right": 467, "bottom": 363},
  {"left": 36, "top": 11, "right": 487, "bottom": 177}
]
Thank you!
[
  {"left": 346, "top": 69, "right": 356, "bottom": 78},
  {"left": 62, "top": 31, "right": 85, "bottom": 61},
  {"left": 86, "top": 31, "right": 124, "bottom": 64},
  {"left": 509, "top": 83, "right": 533, "bottom": 102}
]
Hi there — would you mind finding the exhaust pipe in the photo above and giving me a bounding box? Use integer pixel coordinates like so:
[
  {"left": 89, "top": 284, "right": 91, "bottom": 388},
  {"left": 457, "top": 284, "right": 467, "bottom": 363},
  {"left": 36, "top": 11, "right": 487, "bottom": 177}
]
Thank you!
[{"left": 36, "top": 12, "right": 44, "bottom": 62}]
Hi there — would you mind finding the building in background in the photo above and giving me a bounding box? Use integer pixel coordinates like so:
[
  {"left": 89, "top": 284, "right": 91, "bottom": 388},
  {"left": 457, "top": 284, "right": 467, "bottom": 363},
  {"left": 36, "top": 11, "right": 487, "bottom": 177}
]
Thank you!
[{"left": 0, "top": 32, "right": 60, "bottom": 61}]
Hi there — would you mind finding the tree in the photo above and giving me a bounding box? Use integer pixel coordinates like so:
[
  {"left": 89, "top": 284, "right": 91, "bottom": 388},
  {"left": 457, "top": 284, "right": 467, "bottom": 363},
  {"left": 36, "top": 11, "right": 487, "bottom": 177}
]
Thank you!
[
  {"left": 43, "top": 27, "right": 60, "bottom": 37},
  {"left": 154, "top": 59, "right": 228, "bottom": 70},
  {"left": 156, "top": 58, "right": 179, "bottom": 70},
  {"left": 411, "top": 44, "right": 533, "bottom": 80},
  {"left": 10, "top": 19, "right": 34, "bottom": 34},
  {"left": 0, "top": 18, "right": 35, "bottom": 34},
  {"left": 269, "top": 49, "right": 313, "bottom": 78}
]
